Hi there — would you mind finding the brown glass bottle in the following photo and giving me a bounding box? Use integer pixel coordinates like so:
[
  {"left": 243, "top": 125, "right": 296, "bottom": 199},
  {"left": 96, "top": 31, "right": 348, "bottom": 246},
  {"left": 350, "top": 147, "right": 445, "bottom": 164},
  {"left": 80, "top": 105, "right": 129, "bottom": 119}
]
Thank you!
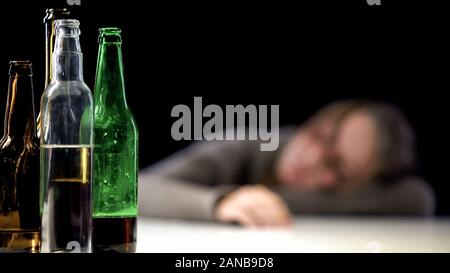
[{"left": 0, "top": 61, "right": 40, "bottom": 253}]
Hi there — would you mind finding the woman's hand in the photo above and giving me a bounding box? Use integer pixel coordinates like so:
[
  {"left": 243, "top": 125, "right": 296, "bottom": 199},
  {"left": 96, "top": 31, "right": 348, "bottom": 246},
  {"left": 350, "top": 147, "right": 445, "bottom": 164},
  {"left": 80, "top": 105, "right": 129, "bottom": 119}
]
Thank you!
[{"left": 214, "top": 185, "right": 292, "bottom": 228}]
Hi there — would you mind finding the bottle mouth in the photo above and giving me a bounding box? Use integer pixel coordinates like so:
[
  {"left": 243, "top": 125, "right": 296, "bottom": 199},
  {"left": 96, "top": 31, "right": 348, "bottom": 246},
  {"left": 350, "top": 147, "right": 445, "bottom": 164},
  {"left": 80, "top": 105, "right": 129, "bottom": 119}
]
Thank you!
[
  {"left": 55, "top": 19, "right": 81, "bottom": 37},
  {"left": 45, "top": 8, "right": 70, "bottom": 16},
  {"left": 55, "top": 19, "right": 80, "bottom": 28},
  {"left": 9, "top": 61, "right": 32, "bottom": 76},
  {"left": 9, "top": 60, "right": 31, "bottom": 66},
  {"left": 100, "top": 27, "right": 121, "bottom": 34},
  {"left": 98, "top": 27, "right": 122, "bottom": 43}
]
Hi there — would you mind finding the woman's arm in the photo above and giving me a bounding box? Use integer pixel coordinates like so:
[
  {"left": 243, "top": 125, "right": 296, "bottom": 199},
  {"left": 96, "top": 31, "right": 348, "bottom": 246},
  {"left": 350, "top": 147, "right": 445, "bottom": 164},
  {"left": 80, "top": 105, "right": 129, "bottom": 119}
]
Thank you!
[{"left": 138, "top": 139, "right": 265, "bottom": 221}]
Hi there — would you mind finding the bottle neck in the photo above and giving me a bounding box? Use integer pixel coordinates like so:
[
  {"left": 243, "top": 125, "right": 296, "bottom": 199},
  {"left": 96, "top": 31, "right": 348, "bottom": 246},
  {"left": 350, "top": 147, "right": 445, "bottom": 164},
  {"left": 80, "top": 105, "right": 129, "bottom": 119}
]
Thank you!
[
  {"left": 95, "top": 42, "right": 128, "bottom": 108},
  {"left": 44, "top": 8, "right": 70, "bottom": 88},
  {"left": 3, "top": 74, "right": 36, "bottom": 140},
  {"left": 52, "top": 33, "right": 84, "bottom": 82}
]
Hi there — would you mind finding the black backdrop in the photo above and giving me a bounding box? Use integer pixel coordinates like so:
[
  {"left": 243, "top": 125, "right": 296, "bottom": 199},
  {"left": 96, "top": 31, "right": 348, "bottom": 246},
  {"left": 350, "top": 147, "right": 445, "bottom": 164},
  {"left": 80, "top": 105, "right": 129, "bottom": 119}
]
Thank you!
[{"left": 1, "top": 1, "right": 448, "bottom": 214}]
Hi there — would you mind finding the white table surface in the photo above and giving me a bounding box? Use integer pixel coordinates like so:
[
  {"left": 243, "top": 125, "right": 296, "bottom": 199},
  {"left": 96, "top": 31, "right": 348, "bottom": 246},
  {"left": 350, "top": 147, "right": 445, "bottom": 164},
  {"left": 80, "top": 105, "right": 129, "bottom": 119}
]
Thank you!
[{"left": 136, "top": 216, "right": 450, "bottom": 253}]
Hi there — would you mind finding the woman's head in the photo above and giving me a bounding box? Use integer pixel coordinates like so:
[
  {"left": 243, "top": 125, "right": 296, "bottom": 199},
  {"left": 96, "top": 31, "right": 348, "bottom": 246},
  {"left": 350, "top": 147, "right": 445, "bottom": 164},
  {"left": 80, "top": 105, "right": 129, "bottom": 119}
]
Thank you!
[{"left": 276, "top": 100, "right": 416, "bottom": 191}]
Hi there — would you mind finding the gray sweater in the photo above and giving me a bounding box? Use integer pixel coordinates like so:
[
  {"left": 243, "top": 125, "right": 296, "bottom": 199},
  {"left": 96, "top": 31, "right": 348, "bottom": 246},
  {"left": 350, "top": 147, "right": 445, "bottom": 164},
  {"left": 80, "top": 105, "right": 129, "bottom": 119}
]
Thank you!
[{"left": 139, "top": 128, "right": 435, "bottom": 221}]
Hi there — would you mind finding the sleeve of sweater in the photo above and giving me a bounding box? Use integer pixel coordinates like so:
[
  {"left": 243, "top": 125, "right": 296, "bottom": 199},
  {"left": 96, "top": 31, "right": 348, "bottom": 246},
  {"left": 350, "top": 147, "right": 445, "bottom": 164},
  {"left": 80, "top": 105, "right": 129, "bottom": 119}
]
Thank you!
[
  {"left": 138, "top": 139, "right": 267, "bottom": 221},
  {"left": 274, "top": 176, "right": 436, "bottom": 216}
]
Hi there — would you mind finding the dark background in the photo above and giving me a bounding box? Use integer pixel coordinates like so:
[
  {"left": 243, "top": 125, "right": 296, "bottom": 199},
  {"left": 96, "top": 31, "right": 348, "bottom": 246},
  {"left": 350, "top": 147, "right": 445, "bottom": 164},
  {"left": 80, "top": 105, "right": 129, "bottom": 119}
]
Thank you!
[{"left": 0, "top": 1, "right": 448, "bottom": 214}]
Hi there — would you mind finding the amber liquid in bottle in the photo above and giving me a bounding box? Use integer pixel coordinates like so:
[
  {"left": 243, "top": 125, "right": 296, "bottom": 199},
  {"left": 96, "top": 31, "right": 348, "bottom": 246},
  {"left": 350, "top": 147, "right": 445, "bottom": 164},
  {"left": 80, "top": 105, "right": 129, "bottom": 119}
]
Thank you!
[
  {"left": 0, "top": 61, "right": 40, "bottom": 253},
  {"left": 40, "top": 19, "right": 93, "bottom": 253}
]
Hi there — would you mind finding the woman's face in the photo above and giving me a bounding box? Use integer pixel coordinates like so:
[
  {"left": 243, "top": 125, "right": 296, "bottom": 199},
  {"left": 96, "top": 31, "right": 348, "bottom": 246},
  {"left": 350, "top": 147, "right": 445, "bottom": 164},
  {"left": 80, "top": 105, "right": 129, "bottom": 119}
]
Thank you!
[{"left": 276, "top": 111, "right": 380, "bottom": 191}]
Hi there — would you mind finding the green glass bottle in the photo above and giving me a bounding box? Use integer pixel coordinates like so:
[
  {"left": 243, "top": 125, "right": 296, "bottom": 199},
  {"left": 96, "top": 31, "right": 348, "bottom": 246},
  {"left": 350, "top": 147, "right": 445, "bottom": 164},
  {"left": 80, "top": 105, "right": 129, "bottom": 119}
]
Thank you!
[{"left": 92, "top": 27, "right": 138, "bottom": 253}]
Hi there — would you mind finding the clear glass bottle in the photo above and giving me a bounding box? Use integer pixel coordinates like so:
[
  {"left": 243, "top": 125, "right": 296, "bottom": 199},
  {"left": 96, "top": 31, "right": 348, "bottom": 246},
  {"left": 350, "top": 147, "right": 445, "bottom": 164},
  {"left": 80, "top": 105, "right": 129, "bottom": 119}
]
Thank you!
[
  {"left": 92, "top": 28, "right": 138, "bottom": 253},
  {"left": 0, "top": 61, "right": 40, "bottom": 253},
  {"left": 40, "top": 19, "right": 93, "bottom": 253}
]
